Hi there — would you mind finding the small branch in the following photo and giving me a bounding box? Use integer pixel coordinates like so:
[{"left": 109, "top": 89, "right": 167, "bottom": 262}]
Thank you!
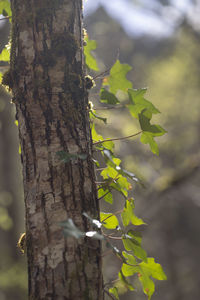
[
  {"left": 103, "top": 233, "right": 122, "bottom": 240},
  {"left": 93, "top": 131, "right": 142, "bottom": 145},
  {"left": 93, "top": 67, "right": 111, "bottom": 80},
  {"left": 0, "top": 16, "right": 11, "bottom": 21}
]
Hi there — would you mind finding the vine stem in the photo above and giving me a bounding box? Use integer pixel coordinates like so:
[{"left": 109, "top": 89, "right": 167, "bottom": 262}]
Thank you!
[
  {"left": 104, "top": 289, "right": 116, "bottom": 300},
  {"left": 102, "top": 233, "right": 122, "bottom": 240},
  {"left": 93, "top": 131, "right": 142, "bottom": 145}
]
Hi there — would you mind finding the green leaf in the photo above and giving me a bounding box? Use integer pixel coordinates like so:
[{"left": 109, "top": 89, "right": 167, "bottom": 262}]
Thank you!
[
  {"left": 109, "top": 287, "right": 120, "bottom": 300},
  {"left": 100, "top": 88, "right": 120, "bottom": 105},
  {"left": 84, "top": 36, "right": 99, "bottom": 71},
  {"left": 0, "top": 0, "right": 11, "bottom": 17},
  {"left": 98, "top": 188, "right": 113, "bottom": 204},
  {"left": 91, "top": 124, "right": 114, "bottom": 151},
  {"left": 0, "top": 47, "right": 10, "bottom": 62},
  {"left": 122, "top": 257, "right": 166, "bottom": 299},
  {"left": 56, "top": 151, "right": 87, "bottom": 163},
  {"left": 121, "top": 263, "right": 139, "bottom": 277},
  {"left": 91, "top": 123, "right": 104, "bottom": 142},
  {"left": 122, "top": 251, "right": 137, "bottom": 265},
  {"left": 127, "top": 88, "right": 160, "bottom": 119},
  {"left": 100, "top": 212, "right": 119, "bottom": 229},
  {"left": 0, "top": 72, "right": 2, "bottom": 84},
  {"left": 103, "top": 60, "right": 132, "bottom": 94},
  {"left": 122, "top": 198, "right": 146, "bottom": 227},
  {"left": 101, "top": 166, "right": 118, "bottom": 180},
  {"left": 118, "top": 271, "right": 135, "bottom": 291},
  {"left": 140, "top": 258, "right": 167, "bottom": 281},
  {"left": 138, "top": 258, "right": 167, "bottom": 299},
  {"left": 139, "top": 113, "right": 166, "bottom": 136},
  {"left": 140, "top": 132, "right": 159, "bottom": 155},
  {"left": 103, "top": 149, "right": 138, "bottom": 183},
  {"left": 138, "top": 272, "right": 155, "bottom": 300},
  {"left": 122, "top": 230, "right": 147, "bottom": 262}
]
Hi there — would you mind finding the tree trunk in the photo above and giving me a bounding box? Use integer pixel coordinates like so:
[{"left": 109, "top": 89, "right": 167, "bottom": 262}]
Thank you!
[{"left": 8, "top": 1, "right": 103, "bottom": 299}]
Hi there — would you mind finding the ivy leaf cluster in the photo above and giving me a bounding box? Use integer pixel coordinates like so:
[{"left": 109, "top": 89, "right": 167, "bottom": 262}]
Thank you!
[{"left": 83, "top": 35, "right": 167, "bottom": 299}]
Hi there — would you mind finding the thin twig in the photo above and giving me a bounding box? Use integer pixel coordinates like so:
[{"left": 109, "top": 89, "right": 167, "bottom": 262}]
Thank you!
[
  {"left": 103, "top": 233, "right": 122, "bottom": 240},
  {"left": 93, "top": 131, "right": 142, "bottom": 145},
  {"left": 93, "top": 67, "right": 111, "bottom": 80}
]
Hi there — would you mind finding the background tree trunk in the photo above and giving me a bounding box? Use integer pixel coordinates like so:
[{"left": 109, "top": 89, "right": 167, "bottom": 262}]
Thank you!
[{"left": 8, "top": 0, "right": 103, "bottom": 299}]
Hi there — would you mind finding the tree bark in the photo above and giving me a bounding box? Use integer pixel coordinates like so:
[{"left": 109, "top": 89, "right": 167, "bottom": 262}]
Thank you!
[{"left": 8, "top": 1, "right": 103, "bottom": 299}]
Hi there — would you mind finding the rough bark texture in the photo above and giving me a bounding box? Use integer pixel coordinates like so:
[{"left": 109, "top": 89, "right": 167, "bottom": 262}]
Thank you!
[{"left": 8, "top": 1, "right": 103, "bottom": 299}]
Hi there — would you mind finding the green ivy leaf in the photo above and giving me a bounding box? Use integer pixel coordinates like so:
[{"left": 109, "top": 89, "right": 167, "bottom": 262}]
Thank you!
[
  {"left": 100, "top": 212, "right": 119, "bottom": 229},
  {"left": 103, "top": 60, "right": 132, "bottom": 94},
  {"left": 98, "top": 188, "right": 113, "bottom": 204},
  {"left": 91, "top": 123, "right": 104, "bottom": 142},
  {"left": 84, "top": 36, "right": 99, "bottom": 71},
  {"left": 103, "top": 149, "right": 138, "bottom": 183},
  {"left": 109, "top": 287, "right": 120, "bottom": 300},
  {"left": 122, "top": 230, "right": 147, "bottom": 262},
  {"left": 118, "top": 271, "right": 135, "bottom": 291},
  {"left": 122, "top": 251, "right": 137, "bottom": 265},
  {"left": 139, "top": 113, "right": 166, "bottom": 136},
  {"left": 0, "top": 47, "right": 10, "bottom": 62},
  {"left": 92, "top": 124, "right": 114, "bottom": 151},
  {"left": 101, "top": 166, "right": 119, "bottom": 180},
  {"left": 134, "top": 258, "right": 166, "bottom": 299},
  {"left": 140, "top": 132, "right": 159, "bottom": 155},
  {"left": 122, "top": 198, "right": 146, "bottom": 227},
  {"left": 127, "top": 88, "right": 160, "bottom": 119},
  {"left": 121, "top": 263, "right": 139, "bottom": 277},
  {"left": 100, "top": 88, "right": 120, "bottom": 105},
  {"left": 140, "top": 258, "right": 167, "bottom": 281},
  {"left": 0, "top": 0, "right": 12, "bottom": 17}
]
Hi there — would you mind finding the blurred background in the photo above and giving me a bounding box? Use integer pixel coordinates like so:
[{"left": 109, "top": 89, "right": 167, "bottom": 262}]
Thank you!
[{"left": 0, "top": 0, "right": 200, "bottom": 299}]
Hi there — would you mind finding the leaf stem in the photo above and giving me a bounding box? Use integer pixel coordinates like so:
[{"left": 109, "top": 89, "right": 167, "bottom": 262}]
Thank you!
[
  {"left": 103, "top": 233, "right": 122, "bottom": 240},
  {"left": 93, "top": 131, "right": 142, "bottom": 145}
]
